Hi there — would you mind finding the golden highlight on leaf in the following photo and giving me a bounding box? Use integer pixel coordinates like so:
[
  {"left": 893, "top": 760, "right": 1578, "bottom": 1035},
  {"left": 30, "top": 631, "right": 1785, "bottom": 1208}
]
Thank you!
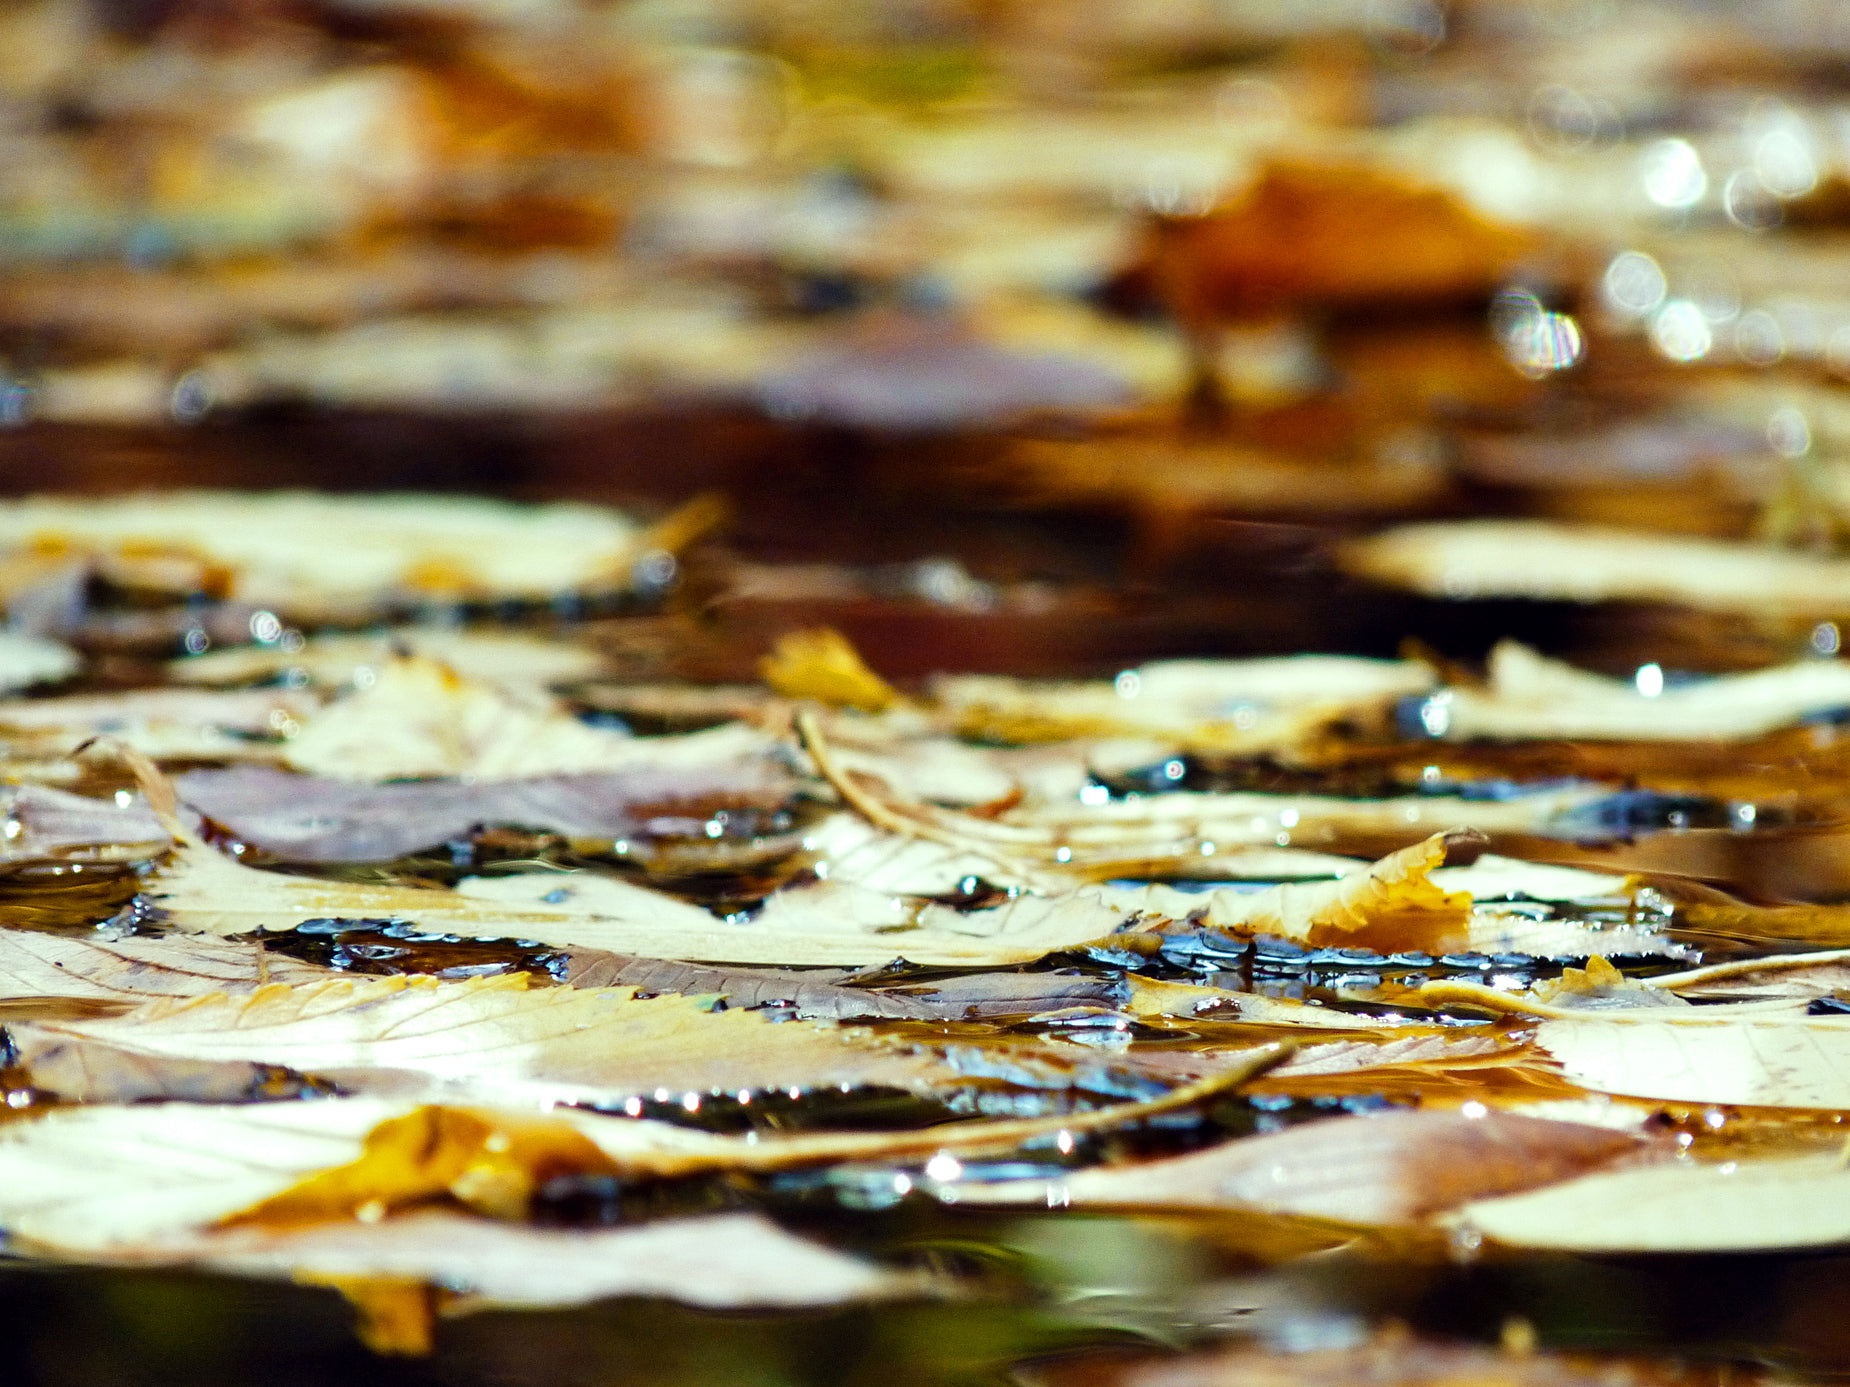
[{"left": 760, "top": 628, "right": 899, "bottom": 712}]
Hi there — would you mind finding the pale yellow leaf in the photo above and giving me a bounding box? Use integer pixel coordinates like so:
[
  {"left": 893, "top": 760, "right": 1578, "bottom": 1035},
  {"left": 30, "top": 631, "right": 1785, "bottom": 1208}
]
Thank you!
[
  {"left": 30, "top": 973, "right": 945, "bottom": 1107},
  {"left": 1342, "top": 518, "right": 1850, "bottom": 617},
  {"left": 0, "top": 926, "right": 332, "bottom": 1004},
  {"left": 1459, "top": 1153, "right": 1850, "bottom": 1252},
  {"left": 1429, "top": 641, "right": 1850, "bottom": 742},
  {"left": 281, "top": 656, "right": 773, "bottom": 782}
]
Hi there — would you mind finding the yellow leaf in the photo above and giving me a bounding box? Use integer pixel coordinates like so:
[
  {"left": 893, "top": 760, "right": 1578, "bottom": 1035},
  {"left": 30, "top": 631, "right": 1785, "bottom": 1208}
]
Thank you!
[{"left": 760, "top": 628, "right": 900, "bottom": 712}]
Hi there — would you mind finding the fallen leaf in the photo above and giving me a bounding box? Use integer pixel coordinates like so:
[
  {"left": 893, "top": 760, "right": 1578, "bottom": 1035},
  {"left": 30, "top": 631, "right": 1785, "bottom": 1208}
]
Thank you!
[
  {"left": 28, "top": 973, "right": 946, "bottom": 1108},
  {"left": 1111, "top": 832, "right": 1472, "bottom": 949},
  {"left": 280, "top": 656, "right": 775, "bottom": 782},
  {"left": 951, "top": 1110, "right": 1649, "bottom": 1224},
  {"left": 0, "top": 686, "right": 318, "bottom": 761},
  {"left": 0, "top": 783, "right": 170, "bottom": 862},
  {"left": 1428, "top": 641, "right": 1850, "bottom": 742},
  {"left": 170, "top": 629, "right": 607, "bottom": 696},
  {"left": 0, "top": 926, "right": 332, "bottom": 1004},
  {"left": 760, "top": 628, "right": 900, "bottom": 712},
  {"left": 932, "top": 655, "right": 1431, "bottom": 754},
  {"left": 563, "top": 951, "right": 1121, "bottom": 1021},
  {"left": 1341, "top": 519, "right": 1850, "bottom": 617},
  {"left": 1142, "top": 162, "right": 1533, "bottom": 322},
  {"left": 6, "top": 1025, "right": 329, "bottom": 1103},
  {"left": 177, "top": 762, "right": 797, "bottom": 863},
  {"left": 0, "top": 491, "right": 651, "bottom": 618},
  {"left": 1530, "top": 1012, "right": 1850, "bottom": 1108},
  {"left": 1459, "top": 1153, "right": 1850, "bottom": 1253},
  {"left": 756, "top": 325, "right": 1128, "bottom": 430},
  {"left": 0, "top": 630, "right": 78, "bottom": 692}
]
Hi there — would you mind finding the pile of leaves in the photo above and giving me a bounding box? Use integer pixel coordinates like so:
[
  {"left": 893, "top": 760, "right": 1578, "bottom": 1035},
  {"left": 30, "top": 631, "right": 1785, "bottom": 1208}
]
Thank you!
[{"left": 0, "top": 615, "right": 1846, "bottom": 1383}]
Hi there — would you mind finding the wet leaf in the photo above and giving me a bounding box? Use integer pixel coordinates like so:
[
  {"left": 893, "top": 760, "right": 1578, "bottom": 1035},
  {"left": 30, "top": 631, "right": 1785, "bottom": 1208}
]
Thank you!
[
  {"left": 1459, "top": 1153, "right": 1850, "bottom": 1253},
  {"left": 0, "top": 492, "right": 651, "bottom": 617},
  {"left": 280, "top": 656, "right": 774, "bottom": 782},
  {"left": 0, "top": 927, "right": 332, "bottom": 1004},
  {"left": 176, "top": 762, "right": 797, "bottom": 863},
  {"left": 952, "top": 1110, "right": 1650, "bottom": 1224},
  {"left": 760, "top": 628, "right": 900, "bottom": 712},
  {"left": 1342, "top": 519, "right": 1850, "bottom": 617},
  {"left": 170, "top": 629, "right": 607, "bottom": 696},
  {"left": 27, "top": 973, "right": 948, "bottom": 1108},
  {"left": 1112, "top": 832, "right": 1471, "bottom": 950},
  {"left": 932, "top": 655, "right": 1431, "bottom": 754},
  {"left": 196, "top": 1209, "right": 923, "bottom": 1312},
  {"left": 1431, "top": 641, "right": 1850, "bottom": 742}
]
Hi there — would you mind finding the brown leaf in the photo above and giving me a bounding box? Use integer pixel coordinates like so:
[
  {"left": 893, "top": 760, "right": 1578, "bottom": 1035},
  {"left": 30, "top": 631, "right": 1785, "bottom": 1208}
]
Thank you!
[{"left": 1144, "top": 162, "right": 1532, "bottom": 323}]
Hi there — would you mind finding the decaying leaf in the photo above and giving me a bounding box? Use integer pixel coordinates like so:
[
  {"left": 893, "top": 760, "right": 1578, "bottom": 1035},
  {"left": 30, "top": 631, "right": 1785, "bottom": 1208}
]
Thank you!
[
  {"left": 950, "top": 1109, "right": 1650, "bottom": 1225},
  {"left": 26, "top": 973, "right": 947, "bottom": 1108}
]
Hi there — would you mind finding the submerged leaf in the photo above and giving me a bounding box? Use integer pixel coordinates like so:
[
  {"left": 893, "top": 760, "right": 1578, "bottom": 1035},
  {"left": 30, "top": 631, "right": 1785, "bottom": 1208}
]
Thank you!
[{"left": 197, "top": 1210, "right": 920, "bottom": 1311}]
